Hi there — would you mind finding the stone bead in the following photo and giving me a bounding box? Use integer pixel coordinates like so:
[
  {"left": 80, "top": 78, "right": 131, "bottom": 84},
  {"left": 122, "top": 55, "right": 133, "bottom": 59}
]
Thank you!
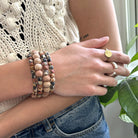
[
  {"left": 38, "top": 87, "right": 43, "bottom": 91},
  {"left": 51, "top": 81, "right": 55, "bottom": 85},
  {"left": 44, "top": 70, "right": 49, "bottom": 76},
  {"left": 38, "top": 91, "right": 43, "bottom": 95},
  {"left": 7, "top": 53, "right": 17, "bottom": 62},
  {"left": 44, "top": 65, "right": 49, "bottom": 70},
  {"left": 49, "top": 65, "right": 54, "bottom": 70},
  {"left": 43, "top": 82, "right": 51, "bottom": 88},
  {"left": 35, "top": 64, "right": 42, "bottom": 70},
  {"left": 38, "top": 81, "right": 43, "bottom": 85},
  {"left": 44, "top": 87, "right": 50, "bottom": 93},
  {"left": 36, "top": 70, "right": 43, "bottom": 77},
  {"left": 51, "top": 77, "right": 55, "bottom": 82},
  {"left": 43, "top": 75, "right": 51, "bottom": 82},
  {"left": 5, "top": 17, "right": 17, "bottom": 31},
  {"left": 10, "top": 2, "right": 22, "bottom": 16},
  {"left": 33, "top": 53, "right": 40, "bottom": 59},
  {"left": 34, "top": 58, "right": 41, "bottom": 64},
  {"left": 51, "top": 69, "right": 55, "bottom": 73},
  {"left": 42, "top": 62, "right": 48, "bottom": 66},
  {"left": 48, "top": 62, "right": 52, "bottom": 65},
  {"left": 32, "top": 50, "right": 39, "bottom": 54},
  {"left": 51, "top": 73, "right": 55, "bottom": 78}
]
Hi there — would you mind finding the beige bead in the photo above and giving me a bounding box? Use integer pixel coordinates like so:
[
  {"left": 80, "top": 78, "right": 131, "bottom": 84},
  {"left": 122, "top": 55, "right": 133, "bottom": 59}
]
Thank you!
[
  {"left": 43, "top": 76, "right": 50, "bottom": 82},
  {"left": 36, "top": 70, "right": 43, "bottom": 77},
  {"left": 33, "top": 53, "right": 40, "bottom": 59},
  {"left": 35, "top": 64, "right": 42, "bottom": 70},
  {"left": 44, "top": 87, "right": 50, "bottom": 93},
  {"left": 51, "top": 73, "right": 55, "bottom": 78},
  {"left": 43, "top": 82, "right": 51, "bottom": 88},
  {"left": 51, "top": 77, "right": 55, "bottom": 82},
  {"left": 34, "top": 58, "right": 41, "bottom": 64}
]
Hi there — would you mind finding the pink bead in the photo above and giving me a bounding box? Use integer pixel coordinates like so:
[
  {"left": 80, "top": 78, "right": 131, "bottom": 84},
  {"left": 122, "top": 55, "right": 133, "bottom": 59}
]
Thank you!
[
  {"left": 34, "top": 58, "right": 41, "bottom": 64},
  {"left": 43, "top": 75, "right": 50, "bottom": 81},
  {"left": 51, "top": 70, "right": 55, "bottom": 73},
  {"left": 35, "top": 64, "right": 42, "bottom": 70},
  {"left": 36, "top": 70, "right": 43, "bottom": 77},
  {"left": 33, "top": 53, "right": 40, "bottom": 59}
]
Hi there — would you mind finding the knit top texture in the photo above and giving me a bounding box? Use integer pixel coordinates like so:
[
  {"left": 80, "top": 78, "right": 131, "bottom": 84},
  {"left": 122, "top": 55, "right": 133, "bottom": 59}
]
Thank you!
[{"left": 0, "top": 0, "right": 80, "bottom": 113}]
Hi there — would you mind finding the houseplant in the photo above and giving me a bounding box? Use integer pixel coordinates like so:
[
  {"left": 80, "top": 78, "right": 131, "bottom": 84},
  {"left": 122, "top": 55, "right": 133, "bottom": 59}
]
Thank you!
[{"left": 99, "top": 23, "right": 138, "bottom": 137}]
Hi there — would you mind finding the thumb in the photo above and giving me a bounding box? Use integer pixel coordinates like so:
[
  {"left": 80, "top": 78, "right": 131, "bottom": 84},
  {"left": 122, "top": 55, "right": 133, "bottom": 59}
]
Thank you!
[{"left": 79, "top": 36, "right": 109, "bottom": 48}]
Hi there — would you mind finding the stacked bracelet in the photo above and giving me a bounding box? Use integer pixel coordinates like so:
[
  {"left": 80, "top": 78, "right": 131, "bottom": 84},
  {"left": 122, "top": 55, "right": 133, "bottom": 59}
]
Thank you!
[{"left": 27, "top": 50, "right": 55, "bottom": 98}]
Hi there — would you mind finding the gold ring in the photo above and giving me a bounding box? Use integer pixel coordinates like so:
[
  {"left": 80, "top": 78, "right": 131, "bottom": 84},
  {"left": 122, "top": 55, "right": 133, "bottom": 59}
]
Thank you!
[
  {"left": 104, "top": 48, "right": 112, "bottom": 58},
  {"left": 111, "top": 62, "right": 118, "bottom": 69}
]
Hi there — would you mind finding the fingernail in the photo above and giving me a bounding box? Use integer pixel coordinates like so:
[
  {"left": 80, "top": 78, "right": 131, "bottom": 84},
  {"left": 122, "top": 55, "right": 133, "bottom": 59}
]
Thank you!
[{"left": 100, "top": 36, "right": 109, "bottom": 41}]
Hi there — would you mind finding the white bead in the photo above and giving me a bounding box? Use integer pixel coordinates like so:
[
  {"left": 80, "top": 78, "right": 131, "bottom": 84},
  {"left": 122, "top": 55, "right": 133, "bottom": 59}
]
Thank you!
[
  {"left": 54, "top": 17, "right": 65, "bottom": 29},
  {"left": 0, "top": 0, "right": 9, "bottom": 11},
  {"left": 60, "top": 42, "right": 67, "bottom": 48},
  {"left": 7, "top": 53, "right": 17, "bottom": 62},
  {"left": 10, "top": 2, "right": 22, "bottom": 16},
  {"left": 55, "top": 0, "right": 64, "bottom": 10},
  {"left": 5, "top": 17, "right": 17, "bottom": 31},
  {"left": 44, "top": 6, "right": 55, "bottom": 18}
]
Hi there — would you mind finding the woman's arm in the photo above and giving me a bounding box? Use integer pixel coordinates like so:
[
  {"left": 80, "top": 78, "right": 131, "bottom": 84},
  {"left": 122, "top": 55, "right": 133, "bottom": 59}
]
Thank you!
[
  {"left": 0, "top": 0, "right": 130, "bottom": 137},
  {"left": 70, "top": 0, "right": 122, "bottom": 51}
]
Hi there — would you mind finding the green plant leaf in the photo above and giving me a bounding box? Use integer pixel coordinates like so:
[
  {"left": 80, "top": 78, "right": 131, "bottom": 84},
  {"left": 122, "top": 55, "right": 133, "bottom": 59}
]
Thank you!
[
  {"left": 126, "top": 36, "right": 138, "bottom": 54},
  {"left": 131, "top": 53, "right": 138, "bottom": 63},
  {"left": 118, "top": 78, "right": 138, "bottom": 126},
  {"left": 135, "top": 23, "right": 138, "bottom": 28},
  {"left": 99, "top": 86, "right": 118, "bottom": 107},
  {"left": 134, "top": 124, "right": 138, "bottom": 138},
  {"left": 119, "top": 108, "right": 133, "bottom": 123},
  {"left": 130, "top": 65, "right": 138, "bottom": 75}
]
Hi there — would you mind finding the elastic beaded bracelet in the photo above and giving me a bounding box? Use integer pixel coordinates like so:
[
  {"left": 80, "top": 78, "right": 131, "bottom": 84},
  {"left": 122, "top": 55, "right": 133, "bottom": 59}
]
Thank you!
[
  {"left": 40, "top": 51, "right": 51, "bottom": 97},
  {"left": 26, "top": 52, "right": 38, "bottom": 98},
  {"left": 45, "top": 52, "right": 55, "bottom": 93}
]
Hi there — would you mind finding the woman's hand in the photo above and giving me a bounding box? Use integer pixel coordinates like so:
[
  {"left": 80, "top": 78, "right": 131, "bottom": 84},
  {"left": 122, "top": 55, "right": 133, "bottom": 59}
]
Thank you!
[{"left": 51, "top": 37, "right": 130, "bottom": 96}]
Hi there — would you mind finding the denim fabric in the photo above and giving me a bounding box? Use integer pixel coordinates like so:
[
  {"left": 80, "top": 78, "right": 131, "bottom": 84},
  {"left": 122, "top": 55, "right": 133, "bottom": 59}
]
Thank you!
[{"left": 11, "top": 96, "right": 110, "bottom": 138}]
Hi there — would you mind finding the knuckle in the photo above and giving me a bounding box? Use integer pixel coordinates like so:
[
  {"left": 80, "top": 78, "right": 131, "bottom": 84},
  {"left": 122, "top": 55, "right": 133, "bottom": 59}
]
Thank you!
[
  {"left": 112, "top": 79, "right": 118, "bottom": 86},
  {"left": 116, "top": 52, "right": 123, "bottom": 60},
  {"left": 92, "top": 74, "right": 100, "bottom": 81},
  {"left": 85, "top": 85, "right": 96, "bottom": 96}
]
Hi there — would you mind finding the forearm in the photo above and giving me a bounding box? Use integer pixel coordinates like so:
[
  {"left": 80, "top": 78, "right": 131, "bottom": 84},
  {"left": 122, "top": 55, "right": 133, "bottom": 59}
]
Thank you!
[
  {"left": 0, "top": 59, "right": 33, "bottom": 101},
  {"left": 70, "top": 0, "right": 122, "bottom": 51},
  {"left": 0, "top": 95, "right": 83, "bottom": 137}
]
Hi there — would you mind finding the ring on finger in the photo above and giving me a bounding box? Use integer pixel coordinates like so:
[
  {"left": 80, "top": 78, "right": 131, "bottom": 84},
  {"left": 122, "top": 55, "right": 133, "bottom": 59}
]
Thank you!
[
  {"left": 104, "top": 48, "right": 112, "bottom": 59},
  {"left": 110, "top": 71, "right": 117, "bottom": 77},
  {"left": 111, "top": 62, "right": 118, "bottom": 69}
]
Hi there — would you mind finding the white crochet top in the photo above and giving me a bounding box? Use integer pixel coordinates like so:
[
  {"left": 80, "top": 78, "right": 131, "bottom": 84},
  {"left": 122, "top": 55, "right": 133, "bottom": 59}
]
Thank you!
[{"left": 0, "top": 0, "right": 79, "bottom": 113}]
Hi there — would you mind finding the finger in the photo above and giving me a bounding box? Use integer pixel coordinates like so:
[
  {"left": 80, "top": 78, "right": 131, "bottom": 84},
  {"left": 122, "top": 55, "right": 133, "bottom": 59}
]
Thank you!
[
  {"left": 93, "top": 86, "right": 107, "bottom": 96},
  {"left": 108, "top": 64, "right": 130, "bottom": 76},
  {"left": 79, "top": 36, "right": 109, "bottom": 48},
  {"left": 93, "top": 49, "right": 130, "bottom": 64},
  {"left": 98, "top": 75, "right": 118, "bottom": 87}
]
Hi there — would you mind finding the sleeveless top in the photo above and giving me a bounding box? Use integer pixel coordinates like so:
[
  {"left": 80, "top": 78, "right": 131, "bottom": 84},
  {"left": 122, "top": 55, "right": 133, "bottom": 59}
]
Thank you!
[{"left": 0, "top": 0, "right": 80, "bottom": 113}]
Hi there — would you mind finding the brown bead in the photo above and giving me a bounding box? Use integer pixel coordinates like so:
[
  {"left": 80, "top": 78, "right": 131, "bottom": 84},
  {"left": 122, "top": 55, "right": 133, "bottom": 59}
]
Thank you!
[
  {"left": 38, "top": 84, "right": 43, "bottom": 88},
  {"left": 30, "top": 66, "right": 34, "bottom": 70},
  {"left": 38, "top": 91, "right": 43, "bottom": 95},
  {"left": 43, "top": 75, "right": 51, "bottom": 81},
  {"left": 38, "top": 87, "right": 43, "bottom": 91}
]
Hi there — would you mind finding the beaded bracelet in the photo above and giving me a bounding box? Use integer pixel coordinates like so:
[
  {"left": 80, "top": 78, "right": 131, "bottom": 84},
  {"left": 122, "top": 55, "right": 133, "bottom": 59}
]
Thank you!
[{"left": 27, "top": 50, "right": 55, "bottom": 98}]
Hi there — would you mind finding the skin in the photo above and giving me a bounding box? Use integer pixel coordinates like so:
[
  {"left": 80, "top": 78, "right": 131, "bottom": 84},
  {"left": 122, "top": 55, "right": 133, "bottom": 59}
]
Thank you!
[{"left": 0, "top": 0, "right": 130, "bottom": 137}]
